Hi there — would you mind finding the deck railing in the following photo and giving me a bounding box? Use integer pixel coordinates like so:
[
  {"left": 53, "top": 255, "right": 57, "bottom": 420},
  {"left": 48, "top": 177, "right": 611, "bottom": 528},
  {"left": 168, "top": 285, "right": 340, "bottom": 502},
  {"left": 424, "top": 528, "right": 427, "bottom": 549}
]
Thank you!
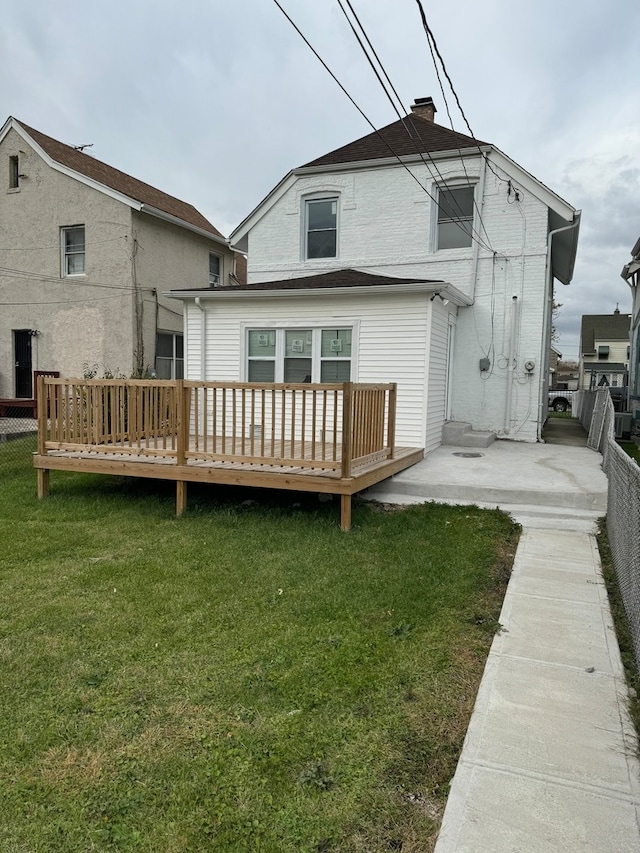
[{"left": 37, "top": 378, "right": 397, "bottom": 477}]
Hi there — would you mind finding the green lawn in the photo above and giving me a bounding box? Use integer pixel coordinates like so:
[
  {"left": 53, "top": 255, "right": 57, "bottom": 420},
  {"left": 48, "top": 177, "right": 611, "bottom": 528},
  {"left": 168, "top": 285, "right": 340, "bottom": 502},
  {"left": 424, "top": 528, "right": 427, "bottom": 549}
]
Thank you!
[
  {"left": 619, "top": 441, "right": 640, "bottom": 465},
  {"left": 0, "top": 438, "right": 518, "bottom": 852}
]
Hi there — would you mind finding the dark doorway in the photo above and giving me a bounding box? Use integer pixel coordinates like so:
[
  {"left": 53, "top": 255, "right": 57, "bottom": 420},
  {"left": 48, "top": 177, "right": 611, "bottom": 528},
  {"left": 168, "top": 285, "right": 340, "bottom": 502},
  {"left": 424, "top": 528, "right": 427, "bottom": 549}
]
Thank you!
[{"left": 14, "top": 330, "right": 32, "bottom": 397}]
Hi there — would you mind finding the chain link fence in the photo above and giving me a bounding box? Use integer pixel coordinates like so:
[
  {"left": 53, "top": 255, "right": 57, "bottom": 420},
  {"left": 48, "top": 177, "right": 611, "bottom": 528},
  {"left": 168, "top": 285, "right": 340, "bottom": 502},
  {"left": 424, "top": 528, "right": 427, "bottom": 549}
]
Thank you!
[
  {"left": 575, "top": 388, "right": 640, "bottom": 669},
  {"left": 0, "top": 415, "right": 38, "bottom": 465}
]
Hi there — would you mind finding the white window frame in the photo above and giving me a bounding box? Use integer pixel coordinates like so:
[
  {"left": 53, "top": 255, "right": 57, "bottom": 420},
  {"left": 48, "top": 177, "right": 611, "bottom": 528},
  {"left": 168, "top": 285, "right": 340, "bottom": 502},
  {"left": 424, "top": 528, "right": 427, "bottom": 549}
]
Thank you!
[
  {"left": 302, "top": 194, "right": 339, "bottom": 261},
  {"left": 155, "top": 331, "right": 184, "bottom": 379},
  {"left": 209, "top": 252, "right": 221, "bottom": 286},
  {"left": 434, "top": 183, "right": 476, "bottom": 251},
  {"left": 244, "top": 325, "right": 355, "bottom": 383},
  {"left": 61, "top": 225, "right": 86, "bottom": 277},
  {"left": 9, "top": 155, "right": 19, "bottom": 190}
]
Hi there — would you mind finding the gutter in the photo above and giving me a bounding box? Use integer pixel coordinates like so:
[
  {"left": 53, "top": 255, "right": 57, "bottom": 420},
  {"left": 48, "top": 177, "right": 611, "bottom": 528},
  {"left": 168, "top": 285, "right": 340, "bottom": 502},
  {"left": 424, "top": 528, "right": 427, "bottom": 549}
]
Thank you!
[
  {"left": 166, "top": 281, "right": 472, "bottom": 306},
  {"left": 140, "top": 204, "right": 229, "bottom": 247},
  {"left": 468, "top": 152, "right": 488, "bottom": 301}
]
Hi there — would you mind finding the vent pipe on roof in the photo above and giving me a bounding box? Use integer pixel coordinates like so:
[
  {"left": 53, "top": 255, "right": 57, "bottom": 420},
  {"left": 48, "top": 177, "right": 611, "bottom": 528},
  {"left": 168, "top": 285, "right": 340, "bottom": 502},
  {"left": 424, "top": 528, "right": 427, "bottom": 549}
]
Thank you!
[{"left": 410, "top": 97, "right": 437, "bottom": 123}]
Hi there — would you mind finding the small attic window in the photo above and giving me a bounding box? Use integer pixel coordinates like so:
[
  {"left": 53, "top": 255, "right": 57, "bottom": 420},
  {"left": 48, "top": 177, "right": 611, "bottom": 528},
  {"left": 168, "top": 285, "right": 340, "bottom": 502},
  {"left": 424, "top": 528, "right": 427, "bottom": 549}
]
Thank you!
[
  {"left": 9, "top": 155, "right": 19, "bottom": 189},
  {"left": 598, "top": 345, "right": 609, "bottom": 360}
]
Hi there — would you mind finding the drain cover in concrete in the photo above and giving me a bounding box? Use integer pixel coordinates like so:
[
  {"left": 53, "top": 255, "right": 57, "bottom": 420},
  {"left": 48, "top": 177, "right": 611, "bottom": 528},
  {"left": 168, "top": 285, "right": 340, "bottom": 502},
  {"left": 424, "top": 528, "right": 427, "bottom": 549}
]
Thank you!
[{"left": 452, "top": 452, "right": 484, "bottom": 458}]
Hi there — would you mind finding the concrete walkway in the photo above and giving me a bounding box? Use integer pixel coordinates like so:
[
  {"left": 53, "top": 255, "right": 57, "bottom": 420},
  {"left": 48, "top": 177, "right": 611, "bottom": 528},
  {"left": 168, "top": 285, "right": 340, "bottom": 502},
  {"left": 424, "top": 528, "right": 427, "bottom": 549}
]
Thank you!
[{"left": 367, "top": 420, "right": 640, "bottom": 851}]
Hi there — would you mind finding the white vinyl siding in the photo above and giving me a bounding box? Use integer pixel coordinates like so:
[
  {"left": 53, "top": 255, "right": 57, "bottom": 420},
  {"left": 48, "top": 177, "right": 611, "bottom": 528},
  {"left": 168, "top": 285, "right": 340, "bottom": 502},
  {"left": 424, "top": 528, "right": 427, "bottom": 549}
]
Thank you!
[
  {"left": 185, "top": 291, "right": 432, "bottom": 447},
  {"left": 425, "top": 303, "right": 450, "bottom": 452}
]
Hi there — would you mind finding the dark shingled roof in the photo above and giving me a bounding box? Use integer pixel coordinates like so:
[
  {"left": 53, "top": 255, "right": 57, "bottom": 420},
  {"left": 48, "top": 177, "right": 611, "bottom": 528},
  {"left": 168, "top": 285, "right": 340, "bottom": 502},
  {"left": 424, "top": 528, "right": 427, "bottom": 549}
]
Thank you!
[
  {"left": 185, "top": 268, "right": 442, "bottom": 293},
  {"left": 302, "top": 113, "right": 487, "bottom": 169},
  {"left": 14, "top": 119, "right": 224, "bottom": 239},
  {"left": 580, "top": 313, "right": 631, "bottom": 353}
]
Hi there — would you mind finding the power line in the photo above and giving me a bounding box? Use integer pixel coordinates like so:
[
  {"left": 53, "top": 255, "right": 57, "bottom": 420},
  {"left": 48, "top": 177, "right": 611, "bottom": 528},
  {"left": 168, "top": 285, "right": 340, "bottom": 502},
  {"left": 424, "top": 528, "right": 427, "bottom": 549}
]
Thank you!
[
  {"left": 336, "top": 0, "right": 494, "bottom": 251},
  {"left": 413, "top": 0, "right": 516, "bottom": 193},
  {"left": 272, "top": 0, "right": 494, "bottom": 253}
]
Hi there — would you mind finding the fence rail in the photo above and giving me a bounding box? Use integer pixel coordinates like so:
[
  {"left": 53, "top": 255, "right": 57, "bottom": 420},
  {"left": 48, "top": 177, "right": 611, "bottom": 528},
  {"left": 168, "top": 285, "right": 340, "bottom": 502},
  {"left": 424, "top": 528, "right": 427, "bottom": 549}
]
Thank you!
[
  {"left": 576, "top": 388, "right": 640, "bottom": 670},
  {"left": 37, "top": 377, "right": 397, "bottom": 478}
]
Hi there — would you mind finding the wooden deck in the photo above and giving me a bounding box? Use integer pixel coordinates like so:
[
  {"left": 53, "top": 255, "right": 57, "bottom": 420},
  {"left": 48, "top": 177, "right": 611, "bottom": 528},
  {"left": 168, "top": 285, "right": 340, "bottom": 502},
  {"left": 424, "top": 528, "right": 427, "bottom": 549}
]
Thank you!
[{"left": 33, "top": 378, "right": 423, "bottom": 529}]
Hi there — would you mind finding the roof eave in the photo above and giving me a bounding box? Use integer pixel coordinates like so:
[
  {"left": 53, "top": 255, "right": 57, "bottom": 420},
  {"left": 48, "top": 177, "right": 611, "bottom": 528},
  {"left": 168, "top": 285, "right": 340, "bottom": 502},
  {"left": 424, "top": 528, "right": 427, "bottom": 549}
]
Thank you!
[
  {"left": 167, "top": 280, "right": 471, "bottom": 306},
  {"left": 552, "top": 210, "right": 581, "bottom": 286},
  {"left": 139, "top": 205, "right": 228, "bottom": 246},
  {"left": 294, "top": 145, "right": 488, "bottom": 176}
]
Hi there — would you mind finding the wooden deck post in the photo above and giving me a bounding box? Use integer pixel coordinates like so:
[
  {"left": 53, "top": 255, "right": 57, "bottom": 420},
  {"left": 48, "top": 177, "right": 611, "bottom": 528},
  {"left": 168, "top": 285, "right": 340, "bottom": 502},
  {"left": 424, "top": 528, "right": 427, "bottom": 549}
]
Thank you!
[
  {"left": 176, "top": 380, "right": 187, "bottom": 466},
  {"left": 36, "top": 374, "right": 47, "bottom": 456},
  {"left": 387, "top": 383, "right": 397, "bottom": 459},
  {"left": 37, "top": 468, "right": 50, "bottom": 499},
  {"left": 341, "top": 382, "right": 353, "bottom": 479},
  {"left": 340, "top": 494, "right": 352, "bottom": 531},
  {"left": 176, "top": 481, "right": 187, "bottom": 516}
]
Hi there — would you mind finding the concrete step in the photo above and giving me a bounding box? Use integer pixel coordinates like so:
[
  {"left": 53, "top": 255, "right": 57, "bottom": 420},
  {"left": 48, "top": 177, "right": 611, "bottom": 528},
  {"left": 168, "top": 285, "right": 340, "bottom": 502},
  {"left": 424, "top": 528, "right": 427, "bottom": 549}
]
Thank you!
[
  {"left": 365, "top": 479, "right": 606, "bottom": 512},
  {"left": 361, "top": 494, "right": 603, "bottom": 532},
  {"left": 442, "top": 421, "right": 496, "bottom": 449}
]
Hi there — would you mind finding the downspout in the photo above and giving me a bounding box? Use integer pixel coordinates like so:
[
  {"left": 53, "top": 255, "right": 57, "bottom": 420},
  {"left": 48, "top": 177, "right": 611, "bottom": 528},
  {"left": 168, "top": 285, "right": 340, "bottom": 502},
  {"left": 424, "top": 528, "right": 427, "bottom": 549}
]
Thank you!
[
  {"left": 469, "top": 152, "right": 489, "bottom": 301},
  {"left": 193, "top": 298, "right": 207, "bottom": 381},
  {"left": 504, "top": 295, "right": 519, "bottom": 433},
  {"left": 538, "top": 218, "right": 581, "bottom": 438}
]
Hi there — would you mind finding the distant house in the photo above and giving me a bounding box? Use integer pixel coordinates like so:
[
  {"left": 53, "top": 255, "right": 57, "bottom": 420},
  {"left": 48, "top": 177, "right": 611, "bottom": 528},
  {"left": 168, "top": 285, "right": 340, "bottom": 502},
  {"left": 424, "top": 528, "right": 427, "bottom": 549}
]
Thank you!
[
  {"left": 621, "top": 237, "right": 640, "bottom": 422},
  {"left": 549, "top": 344, "right": 562, "bottom": 389},
  {"left": 0, "top": 116, "right": 241, "bottom": 399},
  {"left": 555, "top": 360, "right": 579, "bottom": 391},
  {"left": 173, "top": 96, "right": 580, "bottom": 451},
  {"left": 579, "top": 309, "right": 631, "bottom": 391}
]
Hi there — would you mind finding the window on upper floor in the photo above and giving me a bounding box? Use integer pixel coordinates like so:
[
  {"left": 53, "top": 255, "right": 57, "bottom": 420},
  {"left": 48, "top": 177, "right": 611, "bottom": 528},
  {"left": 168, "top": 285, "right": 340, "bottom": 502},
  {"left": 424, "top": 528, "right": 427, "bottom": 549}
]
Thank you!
[
  {"left": 246, "top": 327, "right": 352, "bottom": 382},
  {"left": 9, "top": 155, "right": 19, "bottom": 189},
  {"left": 598, "top": 345, "right": 610, "bottom": 360},
  {"left": 436, "top": 185, "right": 475, "bottom": 250},
  {"left": 209, "top": 253, "right": 221, "bottom": 286},
  {"left": 304, "top": 196, "right": 338, "bottom": 260},
  {"left": 156, "top": 332, "right": 184, "bottom": 379},
  {"left": 61, "top": 225, "right": 85, "bottom": 276}
]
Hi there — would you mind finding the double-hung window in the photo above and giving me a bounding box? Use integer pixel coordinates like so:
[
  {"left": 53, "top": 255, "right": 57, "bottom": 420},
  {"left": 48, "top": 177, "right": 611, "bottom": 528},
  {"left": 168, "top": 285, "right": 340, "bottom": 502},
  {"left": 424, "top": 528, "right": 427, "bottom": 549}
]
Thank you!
[
  {"left": 9, "top": 155, "right": 19, "bottom": 189},
  {"left": 155, "top": 332, "right": 184, "bottom": 379},
  {"left": 61, "top": 225, "right": 85, "bottom": 276},
  {"left": 209, "top": 253, "right": 221, "bottom": 286},
  {"left": 247, "top": 327, "right": 352, "bottom": 382},
  {"left": 436, "top": 185, "right": 474, "bottom": 249},
  {"left": 305, "top": 196, "right": 338, "bottom": 259}
]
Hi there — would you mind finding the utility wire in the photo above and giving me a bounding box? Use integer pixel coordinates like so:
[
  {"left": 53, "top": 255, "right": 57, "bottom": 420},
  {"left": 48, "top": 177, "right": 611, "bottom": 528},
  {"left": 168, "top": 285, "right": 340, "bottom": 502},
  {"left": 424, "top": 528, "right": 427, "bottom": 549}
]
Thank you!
[
  {"left": 337, "top": 0, "right": 493, "bottom": 251},
  {"left": 413, "top": 0, "right": 516, "bottom": 193},
  {"left": 273, "top": 0, "right": 493, "bottom": 253},
  {"left": 0, "top": 264, "right": 153, "bottom": 293}
]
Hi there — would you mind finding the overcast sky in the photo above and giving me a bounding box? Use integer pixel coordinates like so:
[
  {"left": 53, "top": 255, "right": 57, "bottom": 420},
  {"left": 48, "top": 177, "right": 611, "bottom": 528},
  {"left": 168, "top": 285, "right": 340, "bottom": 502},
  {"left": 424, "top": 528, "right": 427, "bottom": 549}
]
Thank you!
[{"left": 3, "top": 0, "right": 639, "bottom": 361}]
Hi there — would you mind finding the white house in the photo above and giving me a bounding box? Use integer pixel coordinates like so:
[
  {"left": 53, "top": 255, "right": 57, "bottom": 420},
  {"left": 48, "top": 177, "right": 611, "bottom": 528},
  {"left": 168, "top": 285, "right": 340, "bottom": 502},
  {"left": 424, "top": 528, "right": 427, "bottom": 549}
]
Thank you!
[
  {"left": 0, "top": 116, "right": 241, "bottom": 400},
  {"left": 172, "top": 97, "right": 580, "bottom": 453},
  {"left": 578, "top": 309, "right": 631, "bottom": 391}
]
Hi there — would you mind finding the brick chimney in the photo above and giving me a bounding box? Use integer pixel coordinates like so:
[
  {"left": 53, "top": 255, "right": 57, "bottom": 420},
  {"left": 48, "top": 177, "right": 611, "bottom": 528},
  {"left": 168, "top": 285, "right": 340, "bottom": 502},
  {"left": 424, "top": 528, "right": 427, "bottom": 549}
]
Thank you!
[{"left": 410, "top": 96, "right": 437, "bottom": 123}]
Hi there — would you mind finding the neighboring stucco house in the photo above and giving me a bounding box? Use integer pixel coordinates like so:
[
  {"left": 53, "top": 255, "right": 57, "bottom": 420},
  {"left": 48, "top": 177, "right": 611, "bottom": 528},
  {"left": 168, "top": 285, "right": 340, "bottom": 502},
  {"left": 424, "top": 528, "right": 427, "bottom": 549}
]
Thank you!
[
  {"left": 0, "top": 116, "right": 240, "bottom": 399},
  {"left": 621, "top": 238, "right": 640, "bottom": 422},
  {"left": 173, "top": 97, "right": 580, "bottom": 451},
  {"left": 579, "top": 309, "right": 631, "bottom": 391}
]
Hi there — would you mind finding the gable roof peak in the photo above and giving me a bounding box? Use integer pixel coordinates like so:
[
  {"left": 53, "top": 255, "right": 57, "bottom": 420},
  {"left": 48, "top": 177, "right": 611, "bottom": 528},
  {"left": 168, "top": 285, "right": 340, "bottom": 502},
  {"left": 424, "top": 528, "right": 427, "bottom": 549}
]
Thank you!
[
  {"left": 6, "top": 116, "right": 226, "bottom": 241},
  {"left": 300, "top": 101, "right": 488, "bottom": 170}
]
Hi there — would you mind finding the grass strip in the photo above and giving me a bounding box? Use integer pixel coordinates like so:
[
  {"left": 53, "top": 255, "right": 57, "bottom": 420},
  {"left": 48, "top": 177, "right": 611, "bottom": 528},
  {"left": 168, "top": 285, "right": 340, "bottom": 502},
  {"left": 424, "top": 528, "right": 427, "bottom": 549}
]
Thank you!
[{"left": 0, "top": 437, "right": 517, "bottom": 852}]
